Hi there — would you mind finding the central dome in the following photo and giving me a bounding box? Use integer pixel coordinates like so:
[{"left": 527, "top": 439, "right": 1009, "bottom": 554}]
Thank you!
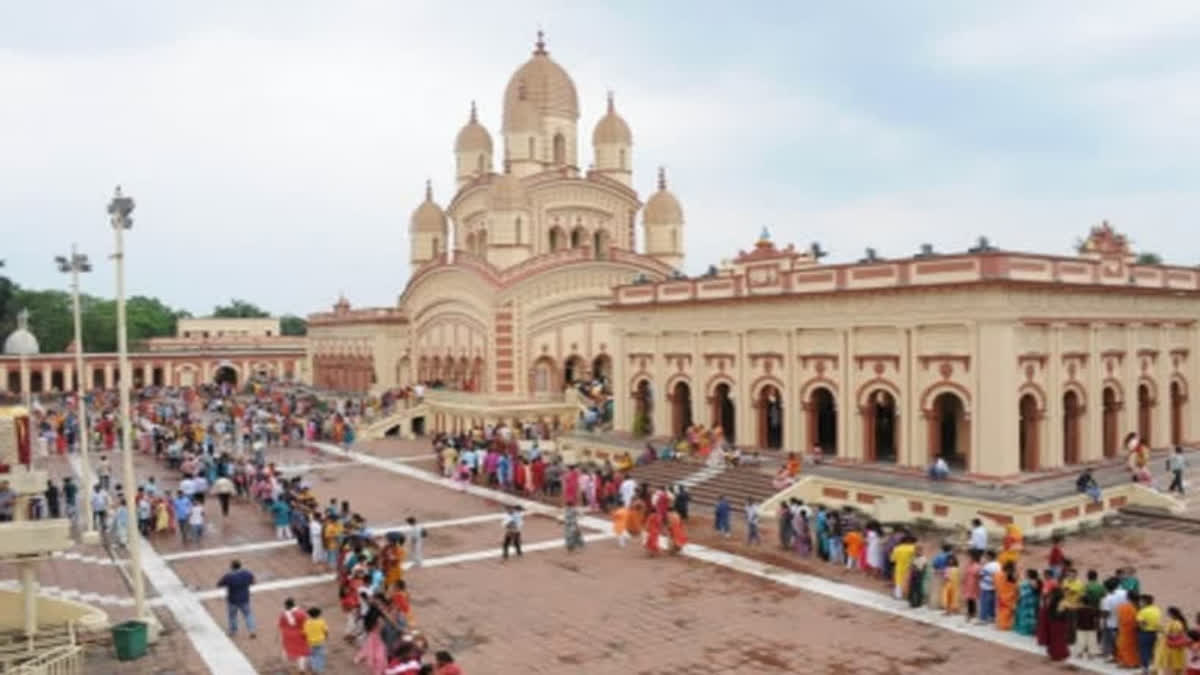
[{"left": 502, "top": 32, "right": 579, "bottom": 132}]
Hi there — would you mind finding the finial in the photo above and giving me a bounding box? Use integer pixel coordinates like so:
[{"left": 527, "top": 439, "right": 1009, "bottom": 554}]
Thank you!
[
  {"left": 16, "top": 308, "right": 29, "bottom": 330},
  {"left": 760, "top": 226, "right": 771, "bottom": 242},
  {"left": 469, "top": 100, "right": 477, "bottom": 123},
  {"left": 424, "top": 179, "right": 432, "bottom": 201},
  {"left": 606, "top": 90, "right": 614, "bottom": 114},
  {"left": 657, "top": 166, "right": 666, "bottom": 190},
  {"left": 113, "top": 185, "right": 123, "bottom": 198},
  {"left": 534, "top": 29, "right": 546, "bottom": 55}
]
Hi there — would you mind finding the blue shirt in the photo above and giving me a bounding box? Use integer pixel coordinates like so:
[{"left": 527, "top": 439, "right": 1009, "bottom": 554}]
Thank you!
[
  {"left": 217, "top": 569, "right": 255, "bottom": 604},
  {"left": 271, "top": 500, "right": 291, "bottom": 527},
  {"left": 172, "top": 496, "right": 192, "bottom": 521},
  {"left": 714, "top": 500, "right": 731, "bottom": 523},
  {"left": 931, "top": 551, "right": 950, "bottom": 571}
]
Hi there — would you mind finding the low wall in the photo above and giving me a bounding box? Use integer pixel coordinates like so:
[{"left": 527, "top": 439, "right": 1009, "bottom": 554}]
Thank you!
[
  {"left": 760, "top": 475, "right": 1182, "bottom": 540},
  {"left": 0, "top": 589, "right": 108, "bottom": 632}
]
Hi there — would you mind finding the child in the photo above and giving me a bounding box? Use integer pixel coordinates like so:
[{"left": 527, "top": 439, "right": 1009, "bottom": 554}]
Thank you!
[
  {"left": 744, "top": 498, "right": 761, "bottom": 545},
  {"left": 303, "top": 607, "right": 328, "bottom": 673},
  {"left": 843, "top": 527, "right": 863, "bottom": 571},
  {"left": 941, "top": 555, "right": 960, "bottom": 612},
  {"left": 962, "top": 550, "right": 981, "bottom": 623},
  {"left": 1047, "top": 535, "right": 1066, "bottom": 579}
]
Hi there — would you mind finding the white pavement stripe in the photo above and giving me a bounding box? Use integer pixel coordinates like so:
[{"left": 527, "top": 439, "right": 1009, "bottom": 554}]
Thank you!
[
  {"left": 311, "top": 441, "right": 1118, "bottom": 673},
  {"left": 69, "top": 454, "right": 257, "bottom": 675},
  {"left": 192, "top": 533, "right": 614, "bottom": 601},
  {"left": 161, "top": 513, "right": 506, "bottom": 561}
]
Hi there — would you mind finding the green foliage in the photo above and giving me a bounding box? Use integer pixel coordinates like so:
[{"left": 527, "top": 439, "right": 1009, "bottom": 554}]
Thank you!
[
  {"left": 213, "top": 299, "right": 270, "bottom": 318},
  {"left": 1135, "top": 252, "right": 1163, "bottom": 265},
  {"left": 280, "top": 314, "right": 308, "bottom": 336}
]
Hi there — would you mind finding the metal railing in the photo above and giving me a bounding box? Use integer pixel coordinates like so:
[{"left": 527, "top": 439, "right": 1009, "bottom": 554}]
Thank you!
[{"left": 7, "top": 644, "right": 84, "bottom": 675}]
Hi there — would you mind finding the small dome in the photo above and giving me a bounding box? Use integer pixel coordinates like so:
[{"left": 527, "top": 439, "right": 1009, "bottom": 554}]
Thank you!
[
  {"left": 643, "top": 167, "right": 683, "bottom": 225},
  {"left": 410, "top": 181, "right": 447, "bottom": 233},
  {"left": 4, "top": 311, "right": 38, "bottom": 355},
  {"left": 455, "top": 102, "right": 494, "bottom": 154},
  {"left": 502, "top": 32, "right": 580, "bottom": 132},
  {"left": 488, "top": 166, "right": 529, "bottom": 211},
  {"left": 592, "top": 93, "right": 632, "bottom": 146}
]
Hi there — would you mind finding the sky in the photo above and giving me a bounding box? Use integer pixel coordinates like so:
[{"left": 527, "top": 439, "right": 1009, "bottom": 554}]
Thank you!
[{"left": 2, "top": 1, "right": 1199, "bottom": 317}]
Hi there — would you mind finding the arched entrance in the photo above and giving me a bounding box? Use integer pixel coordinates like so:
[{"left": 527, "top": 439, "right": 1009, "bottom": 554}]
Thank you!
[
  {"left": 548, "top": 227, "right": 566, "bottom": 251},
  {"left": 1102, "top": 387, "right": 1120, "bottom": 458},
  {"left": 1063, "top": 390, "right": 1082, "bottom": 465},
  {"left": 1018, "top": 393, "right": 1040, "bottom": 471},
  {"left": 711, "top": 382, "right": 735, "bottom": 444},
  {"left": 632, "top": 379, "right": 653, "bottom": 436},
  {"left": 593, "top": 230, "right": 611, "bottom": 260},
  {"left": 591, "top": 354, "right": 611, "bottom": 385},
  {"left": 1171, "top": 380, "right": 1185, "bottom": 446},
  {"left": 671, "top": 381, "right": 693, "bottom": 438},
  {"left": 530, "top": 357, "right": 557, "bottom": 394},
  {"left": 563, "top": 356, "right": 585, "bottom": 387},
  {"left": 570, "top": 227, "right": 586, "bottom": 249},
  {"left": 864, "top": 389, "right": 896, "bottom": 462},
  {"left": 757, "top": 385, "right": 783, "bottom": 450},
  {"left": 930, "top": 392, "right": 968, "bottom": 468},
  {"left": 808, "top": 387, "right": 837, "bottom": 456},
  {"left": 1138, "top": 383, "right": 1153, "bottom": 446},
  {"left": 214, "top": 364, "right": 238, "bottom": 386}
]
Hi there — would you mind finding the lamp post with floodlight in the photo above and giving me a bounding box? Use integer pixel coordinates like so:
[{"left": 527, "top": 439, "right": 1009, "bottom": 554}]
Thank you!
[{"left": 56, "top": 246, "right": 99, "bottom": 544}]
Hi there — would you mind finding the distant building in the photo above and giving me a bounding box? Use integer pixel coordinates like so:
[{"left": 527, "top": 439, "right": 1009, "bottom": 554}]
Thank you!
[{"left": 176, "top": 317, "right": 280, "bottom": 339}]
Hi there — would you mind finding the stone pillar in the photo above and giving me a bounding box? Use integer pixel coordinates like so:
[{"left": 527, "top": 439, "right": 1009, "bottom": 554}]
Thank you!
[
  {"left": 63, "top": 363, "right": 74, "bottom": 393},
  {"left": 784, "top": 329, "right": 799, "bottom": 453},
  {"left": 1154, "top": 324, "right": 1171, "bottom": 449},
  {"left": 1086, "top": 324, "right": 1102, "bottom": 462},
  {"left": 1045, "top": 323, "right": 1063, "bottom": 469},
  {"left": 41, "top": 363, "right": 52, "bottom": 393},
  {"left": 976, "top": 321, "right": 1017, "bottom": 476},
  {"left": 0, "top": 364, "right": 7, "bottom": 392},
  {"left": 652, "top": 334, "right": 669, "bottom": 438},
  {"left": 1190, "top": 325, "right": 1200, "bottom": 444},
  {"left": 1124, "top": 324, "right": 1139, "bottom": 442},
  {"left": 735, "top": 332, "right": 750, "bottom": 447},
  {"left": 104, "top": 363, "right": 114, "bottom": 389},
  {"left": 904, "top": 326, "right": 918, "bottom": 467},
  {"left": 837, "top": 328, "right": 851, "bottom": 462},
  {"left": 277, "top": 360, "right": 284, "bottom": 379},
  {"left": 613, "top": 331, "right": 629, "bottom": 434},
  {"left": 689, "top": 333, "right": 704, "bottom": 435}
]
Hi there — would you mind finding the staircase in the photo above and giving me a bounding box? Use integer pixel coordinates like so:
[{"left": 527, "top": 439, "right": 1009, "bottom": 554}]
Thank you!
[
  {"left": 628, "top": 461, "right": 780, "bottom": 510},
  {"left": 362, "top": 403, "right": 428, "bottom": 440}
]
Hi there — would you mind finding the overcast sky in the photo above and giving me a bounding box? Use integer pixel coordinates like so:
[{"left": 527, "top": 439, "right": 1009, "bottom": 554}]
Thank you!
[{"left": 3, "top": 1, "right": 1199, "bottom": 317}]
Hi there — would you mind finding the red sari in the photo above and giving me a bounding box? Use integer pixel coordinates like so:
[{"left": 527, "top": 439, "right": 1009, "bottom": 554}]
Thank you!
[
  {"left": 1044, "top": 608, "right": 1071, "bottom": 661},
  {"left": 645, "top": 512, "right": 662, "bottom": 555},
  {"left": 667, "top": 512, "right": 687, "bottom": 552},
  {"left": 278, "top": 607, "right": 311, "bottom": 662}
]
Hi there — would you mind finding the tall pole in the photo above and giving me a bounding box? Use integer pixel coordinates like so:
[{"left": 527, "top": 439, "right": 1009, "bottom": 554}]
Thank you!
[
  {"left": 60, "top": 245, "right": 99, "bottom": 544},
  {"left": 109, "top": 186, "right": 146, "bottom": 620}
]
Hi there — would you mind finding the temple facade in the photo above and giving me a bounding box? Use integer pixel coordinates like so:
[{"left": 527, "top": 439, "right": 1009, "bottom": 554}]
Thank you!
[
  {"left": 308, "top": 33, "right": 684, "bottom": 398},
  {"left": 607, "top": 224, "right": 1199, "bottom": 478}
]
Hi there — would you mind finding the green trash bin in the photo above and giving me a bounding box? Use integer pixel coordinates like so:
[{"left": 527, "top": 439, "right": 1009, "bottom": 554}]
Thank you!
[{"left": 112, "top": 620, "right": 148, "bottom": 661}]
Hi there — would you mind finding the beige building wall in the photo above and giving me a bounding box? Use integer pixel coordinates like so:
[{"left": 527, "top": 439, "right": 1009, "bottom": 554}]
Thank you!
[{"left": 177, "top": 317, "right": 279, "bottom": 338}]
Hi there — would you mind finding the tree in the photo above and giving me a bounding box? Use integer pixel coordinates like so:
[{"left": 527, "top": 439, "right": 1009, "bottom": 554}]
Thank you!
[
  {"left": 213, "top": 299, "right": 270, "bottom": 318},
  {"left": 1135, "top": 252, "right": 1163, "bottom": 265},
  {"left": 280, "top": 315, "right": 308, "bottom": 336}
]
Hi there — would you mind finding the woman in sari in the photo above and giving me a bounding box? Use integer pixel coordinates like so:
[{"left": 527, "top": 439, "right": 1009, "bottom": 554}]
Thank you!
[
  {"left": 995, "top": 562, "right": 1019, "bottom": 630},
  {"left": 997, "top": 523, "right": 1023, "bottom": 569},
  {"left": 792, "top": 510, "right": 811, "bottom": 557},
  {"left": 1160, "top": 607, "right": 1190, "bottom": 675},
  {"left": 644, "top": 510, "right": 662, "bottom": 556},
  {"left": 941, "top": 556, "right": 960, "bottom": 613},
  {"left": 627, "top": 501, "right": 645, "bottom": 539},
  {"left": 666, "top": 511, "right": 687, "bottom": 553},
  {"left": 1014, "top": 569, "right": 1040, "bottom": 636},
  {"left": 1044, "top": 588, "right": 1071, "bottom": 661},
  {"left": 1115, "top": 592, "right": 1142, "bottom": 668}
]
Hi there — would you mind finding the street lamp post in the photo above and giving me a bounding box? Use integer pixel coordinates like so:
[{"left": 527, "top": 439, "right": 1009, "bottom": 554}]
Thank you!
[
  {"left": 56, "top": 246, "right": 99, "bottom": 544},
  {"left": 108, "top": 186, "right": 151, "bottom": 628}
]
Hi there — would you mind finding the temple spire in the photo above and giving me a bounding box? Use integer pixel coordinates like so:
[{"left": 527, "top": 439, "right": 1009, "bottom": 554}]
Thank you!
[
  {"left": 424, "top": 179, "right": 432, "bottom": 201},
  {"left": 607, "top": 90, "right": 615, "bottom": 114},
  {"left": 657, "top": 166, "right": 667, "bottom": 190},
  {"left": 469, "top": 100, "right": 477, "bottom": 123},
  {"left": 534, "top": 29, "right": 547, "bottom": 55}
]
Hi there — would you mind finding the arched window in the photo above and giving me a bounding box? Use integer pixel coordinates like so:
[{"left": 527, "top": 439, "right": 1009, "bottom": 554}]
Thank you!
[
  {"left": 465, "top": 233, "right": 475, "bottom": 254},
  {"left": 476, "top": 154, "right": 485, "bottom": 173},
  {"left": 515, "top": 217, "right": 522, "bottom": 243},
  {"left": 619, "top": 148, "right": 626, "bottom": 170},
  {"left": 570, "top": 227, "right": 585, "bottom": 248},
  {"left": 553, "top": 133, "right": 566, "bottom": 165},
  {"left": 549, "top": 227, "right": 563, "bottom": 251},
  {"left": 477, "top": 229, "right": 488, "bottom": 253},
  {"left": 432, "top": 237, "right": 440, "bottom": 257},
  {"left": 528, "top": 136, "right": 535, "bottom": 160},
  {"left": 593, "top": 229, "right": 610, "bottom": 259}
]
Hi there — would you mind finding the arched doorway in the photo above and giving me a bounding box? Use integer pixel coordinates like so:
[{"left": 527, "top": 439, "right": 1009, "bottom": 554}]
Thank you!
[
  {"left": 552, "top": 133, "right": 566, "bottom": 164},
  {"left": 757, "top": 385, "right": 783, "bottom": 450},
  {"left": 808, "top": 387, "right": 837, "bottom": 456},
  {"left": 632, "top": 379, "right": 653, "bottom": 436},
  {"left": 563, "top": 356, "right": 585, "bottom": 387},
  {"left": 570, "top": 227, "right": 586, "bottom": 249},
  {"left": 214, "top": 364, "right": 238, "bottom": 386},
  {"left": 712, "top": 382, "right": 735, "bottom": 444},
  {"left": 530, "top": 357, "right": 556, "bottom": 394},
  {"left": 593, "top": 230, "right": 611, "bottom": 260},
  {"left": 1063, "top": 390, "right": 1082, "bottom": 465},
  {"left": 548, "top": 227, "right": 565, "bottom": 251},
  {"left": 1171, "top": 380, "right": 1185, "bottom": 446},
  {"left": 864, "top": 389, "right": 896, "bottom": 462},
  {"left": 671, "top": 381, "right": 693, "bottom": 438},
  {"left": 1102, "top": 387, "right": 1119, "bottom": 458},
  {"left": 591, "top": 354, "right": 611, "bottom": 385},
  {"left": 930, "top": 392, "right": 968, "bottom": 468},
  {"left": 1018, "top": 393, "right": 1040, "bottom": 471},
  {"left": 1138, "top": 383, "right": 1153, "bottom": 446}
]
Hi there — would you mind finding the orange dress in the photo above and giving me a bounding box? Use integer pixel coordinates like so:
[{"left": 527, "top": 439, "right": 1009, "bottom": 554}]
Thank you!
[
  {"left": 644, "top": 513, "right": 661, "bottom": 555},
  {"left": 1115, "top": 602, "right": 1140, "bottom": 667},
  {"left": 667, "top": 512, "right": 687, "bottom": 552},
  {"left": 995, "top": 572, "right": 1018, "bottom": 630},
  {"left": 843, "top": 531, "right": 863, "bottom": 564}
]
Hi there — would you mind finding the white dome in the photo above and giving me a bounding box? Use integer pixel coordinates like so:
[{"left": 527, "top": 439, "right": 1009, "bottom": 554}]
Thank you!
[
  {"left": 4, "top": 329, "right": 39, "bottom": 356},
  {"left": 502, "top": 32, "right": 579, "bottom": 132}
]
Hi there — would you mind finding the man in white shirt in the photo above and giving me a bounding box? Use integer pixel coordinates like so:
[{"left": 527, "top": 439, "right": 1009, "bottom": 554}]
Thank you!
[
  {"left": 91, "top": 486, "right": 110, "bottom": 532},
  {"left": 180, "top": 476, "right": 196, "bottom": 499},
  {"left": 968, "top": 518, "right": 988, "bottom": 555},
  {"left": 501, "top": 506, "right": 523, "bottom": 560},
  {"left": 1099, "top": 577, "right": 1127, "bottom": 658},
  {"left": 619, "top": 476, "right": 637, "bottom": 508}
]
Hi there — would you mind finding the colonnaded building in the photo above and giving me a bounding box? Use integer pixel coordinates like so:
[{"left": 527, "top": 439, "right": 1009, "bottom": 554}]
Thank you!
[{"left": 307, "top": 35, "right": 1200, "bottom": 480}]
